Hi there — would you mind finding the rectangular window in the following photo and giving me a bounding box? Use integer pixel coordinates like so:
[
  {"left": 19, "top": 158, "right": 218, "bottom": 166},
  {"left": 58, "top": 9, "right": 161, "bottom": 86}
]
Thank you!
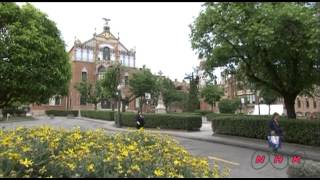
[
  {"left": 80, "top": 96, "right": 86, "bottom": 105},
  {"left": 314, "top": 101, "right": 317, "bottom": 109},
  {"left": 88, "top": 50, "right": 94, "bottom": 62},
  {"left": 75, "top": 48, "right": 82, "bottom": 61},
  {"left": 49, "top": 97, "right": 55, "bottom": 106},
  {"left": 55, "top": 96, "right": 61, "bottom": 105},
  {"left": 82, "top": 49, "right": 87, "bottom": 61},
  {"left": 82, "top": 72, "right": 87, "bottom": 81}
]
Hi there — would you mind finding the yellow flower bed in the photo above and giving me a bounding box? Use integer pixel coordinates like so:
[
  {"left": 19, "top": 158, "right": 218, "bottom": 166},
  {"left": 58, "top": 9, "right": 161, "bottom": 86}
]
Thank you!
[{"left": 0, "top": 126, "right": 229, "bottom": 178}]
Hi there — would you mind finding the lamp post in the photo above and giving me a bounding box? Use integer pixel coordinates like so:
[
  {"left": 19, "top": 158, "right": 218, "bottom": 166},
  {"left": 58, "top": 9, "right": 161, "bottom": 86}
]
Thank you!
[
  {"left": 116, "top": 84, "right": 122, "bottom": 128},
  {"left": 240, "top": 97, "right": 245, "bottom": 114}
]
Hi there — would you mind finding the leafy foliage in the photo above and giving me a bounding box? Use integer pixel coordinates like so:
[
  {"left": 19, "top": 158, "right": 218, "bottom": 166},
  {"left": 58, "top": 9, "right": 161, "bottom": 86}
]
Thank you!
[
  {"left": 191, "top": 2, "right": 320, "bottom": 118},
  {"left": 201, "top": 84, "right": 224, "bottom": 111},
  {"left": 0, "top": 3, "right": 71, "bottom": 108},
  {"left": 218, "top": 99, "right": 240, "bottom": 114}
]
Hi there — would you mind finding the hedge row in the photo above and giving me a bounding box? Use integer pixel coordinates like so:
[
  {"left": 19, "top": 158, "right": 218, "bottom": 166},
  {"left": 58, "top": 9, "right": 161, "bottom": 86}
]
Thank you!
[
  {"left": 120, "top": 113, "right": 202, "bottom": 131},
  {"left": 45, "top": 110, "right": 78, "bottom": 117},
  {"left": 81, "top": 110, "right": 114, "bottom": 121},
  {"left": 211, "top": 116, "right": 320, "bottom": 146}
]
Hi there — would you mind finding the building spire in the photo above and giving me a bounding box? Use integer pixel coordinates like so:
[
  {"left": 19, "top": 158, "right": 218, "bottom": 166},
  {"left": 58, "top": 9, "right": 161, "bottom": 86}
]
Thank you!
[{"left": 102, "top": 18, "right": 111, "bottom": 32}]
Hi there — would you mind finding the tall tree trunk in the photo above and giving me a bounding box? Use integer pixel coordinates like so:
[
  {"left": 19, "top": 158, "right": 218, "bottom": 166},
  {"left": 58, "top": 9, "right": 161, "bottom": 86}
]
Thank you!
[
  {"left": 284, "top": 96, "right": 296, "bottom": 119},
  {"left": 94, "top": 103, "right": 97, "bottom": 110}
]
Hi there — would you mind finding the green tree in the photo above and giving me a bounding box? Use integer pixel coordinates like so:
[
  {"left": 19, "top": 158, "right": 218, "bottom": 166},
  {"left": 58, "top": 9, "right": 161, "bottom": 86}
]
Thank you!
[
  {"left": 100, "top": 65, "right": 120, "bottom": 111},
  {"left": 201, "top": 84, "right": 224, "bottom": 111},
  {"left": 129, "top": 68, "right": 158, "bottom": 112},
  {"left": 218, "top": 98, "right": 241, "bottom": 114},
  {"left": 260, "top": 88, "right": 280, "bottom": 115},
  {"left": 190, "top": 2, "right": 320, "bottom": 118},
  {"left": 158, "top": 77, "right": 183, "bottom": 112},
  {"left": 74, "top": 80, "right": 103, "bottom": 110},
  {"left": 0, "top": 3, "right": 71, "bottom": 111}
]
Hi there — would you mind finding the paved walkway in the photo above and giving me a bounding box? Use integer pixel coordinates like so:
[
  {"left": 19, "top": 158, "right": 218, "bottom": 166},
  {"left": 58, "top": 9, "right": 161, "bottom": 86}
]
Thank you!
[
  {"left": 1, "top": 116, "right": 320, "bottom": 162},
  {"left": 77, "top": 117, "right": 320, "bottom": 162}
]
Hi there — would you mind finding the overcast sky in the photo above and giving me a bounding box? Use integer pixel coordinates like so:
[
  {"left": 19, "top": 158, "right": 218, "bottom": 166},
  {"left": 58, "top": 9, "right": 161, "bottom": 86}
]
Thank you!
[{"left": 19, "top": 2, "right": 207, "bottom": 81}]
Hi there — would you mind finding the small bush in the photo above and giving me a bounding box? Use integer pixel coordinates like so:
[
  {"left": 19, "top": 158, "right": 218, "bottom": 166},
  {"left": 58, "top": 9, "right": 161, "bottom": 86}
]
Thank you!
[
  {"left": 81, "top": 110, "right": 114, "bottom": 121},
  {"left": 218, "top": 99, "right": 240, "bottom": 114},
  {"left": 0, "top": 127, "right": 229, "bottom": 178},
  {"left": 45, "top": 110, "right": 78, "bottom": 117},
  {"left": 211, "top": 116, "right": 320, "bottom": 146},
  {"left": 2, "top": 108, "right": 27, "bottom": 117},
  {"left": 121, "top": 113, "right": 202, "bottom": 131},
  {"left": 287, "top": 160, "right": 320, "bottom": 178}
]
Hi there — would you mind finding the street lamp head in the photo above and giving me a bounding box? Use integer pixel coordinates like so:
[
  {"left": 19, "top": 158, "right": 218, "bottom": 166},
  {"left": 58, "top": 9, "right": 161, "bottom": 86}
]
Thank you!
[{"left": 117, "top": 84, "right": 122, "bottom": 90}]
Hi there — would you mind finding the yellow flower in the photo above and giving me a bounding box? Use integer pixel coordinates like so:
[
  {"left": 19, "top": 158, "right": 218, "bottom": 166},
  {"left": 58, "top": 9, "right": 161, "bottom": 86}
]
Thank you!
[
  {"left": 66, "top": 163, "right": 76, "bottom": 171},
  {"left": 22, "top": 146, "right": 31, "bottom": 152},
  {"left": 128, "top": 145, "right": 135, "bottom": 151},
  {"left": 121, "top": 149, "right": 129, "bottom": 157},
  {"left": 131, "top": 164, "right": 140, "bottom": 172},
  {"left": 7, "top": 152, "right": 20, "bottom": 160},
  {"left": 19, "top": 158, "right": 33, "bottom": 168},
  {"left": 154, "top": 168, "right": 164, "bottom": 177},
  {"left": 174, "top": 160, "right": 180, "bottom": 166},
  {"left": 87, "top": 164, "right": 95, "bottom": 172}
]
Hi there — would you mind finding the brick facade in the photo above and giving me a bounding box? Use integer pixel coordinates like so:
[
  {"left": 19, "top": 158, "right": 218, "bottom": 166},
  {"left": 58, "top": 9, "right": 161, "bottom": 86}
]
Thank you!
[{"left": 31, "top": 23, "right": 140, "bottom": 115}]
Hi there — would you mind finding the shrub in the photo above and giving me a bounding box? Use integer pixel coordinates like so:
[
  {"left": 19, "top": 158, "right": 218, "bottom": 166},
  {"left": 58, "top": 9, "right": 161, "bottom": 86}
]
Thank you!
[
  {"left": 218, "top": 99, "right": 240, "bottom": 114},
  {"left": 211, "top": 116, "right": 320, "bottom": 146},
  {"left": 287, "top": 160, "right": 320, "bottom": 178},
  {"left": 81, "top": 110, "right": 114, "bottom": 121},
  {"left": 2, "top": 108, "right": 27, "bottom": 117},
  {"left": 0, "top": 127, "right": 229, "bottom": 178},
  {"left": 121, "top": 113, "right": 202, "bottom": 131},
  {"left": 45, "top": 110, "right": 78, "bottom": 117},
  {"left": 194, "top": 110, "right": 211, "bottom": 116}
]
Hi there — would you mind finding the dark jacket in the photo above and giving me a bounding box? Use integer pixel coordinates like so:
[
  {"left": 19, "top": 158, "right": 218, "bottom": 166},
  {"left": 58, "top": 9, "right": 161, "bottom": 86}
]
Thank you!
[
  {"left": 268, "top": 119, "right": 283, "bottom": 137},
  {"left": 136, "top": 114, "right": 144, "bottom": 128}
]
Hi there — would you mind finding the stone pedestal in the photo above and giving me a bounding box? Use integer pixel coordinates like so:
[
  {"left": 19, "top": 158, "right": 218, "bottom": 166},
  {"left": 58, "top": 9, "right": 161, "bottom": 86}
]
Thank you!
[{"left": 155, "top": 93, "right": 166, "bottom": 114}]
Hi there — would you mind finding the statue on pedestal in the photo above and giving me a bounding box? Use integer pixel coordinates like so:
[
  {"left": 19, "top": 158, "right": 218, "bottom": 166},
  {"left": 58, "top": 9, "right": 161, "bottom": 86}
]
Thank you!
[{"left": 155, "top": 93, "right": 166, "bottom": 114}]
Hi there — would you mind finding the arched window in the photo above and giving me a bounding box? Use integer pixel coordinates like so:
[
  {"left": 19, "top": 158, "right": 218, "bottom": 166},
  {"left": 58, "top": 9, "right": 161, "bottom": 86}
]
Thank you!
[
  {"left": 297, "top": 99, "right": 301, "bottom": 108},
  {"left": 81, "top": 67, "right": 88, "bottom": 81},
  {"left": 98, "top": 66, "right": 106, "bottom": 80},
  {"left": 314, "top": 100, "right": 317, "bottom": 109},
  {"left": 306, "top": 99, "right": 309, "bottom": 108},
  {"left": 103, "top": 47, "right": 110, "bottom": 60}
]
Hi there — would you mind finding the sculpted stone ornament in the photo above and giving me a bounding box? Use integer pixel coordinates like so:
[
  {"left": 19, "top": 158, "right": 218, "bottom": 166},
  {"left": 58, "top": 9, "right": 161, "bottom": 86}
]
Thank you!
[{"left": 155, "top": 93, "right": 166, "bottom": 114}]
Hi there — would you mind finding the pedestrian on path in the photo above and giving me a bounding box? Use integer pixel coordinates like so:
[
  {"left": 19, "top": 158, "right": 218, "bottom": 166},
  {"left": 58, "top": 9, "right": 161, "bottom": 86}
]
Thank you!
[
  {"left": 136, "top": 111, "right": 144, "bottom": 129},
  {"left": 267, "top": 112, "right": 284, "bottom": 152}
]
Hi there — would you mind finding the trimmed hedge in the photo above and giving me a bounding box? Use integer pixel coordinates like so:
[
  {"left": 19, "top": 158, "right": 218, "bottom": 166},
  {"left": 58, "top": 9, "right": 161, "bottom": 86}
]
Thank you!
[
  {"left": 2, "top": 107, "right": 28, "bottom": 117},
  {"left": 211, "top": 116, "right": 320, "bottom": 146},
  {"left": 121, "top": 113, "right": 202, "bottom": 131},
  {"left": 45, "top": 110, "right": 78, "bottom": 117},
  {"left": 81, "top": 110, "right": 114, "bottom": 121}
]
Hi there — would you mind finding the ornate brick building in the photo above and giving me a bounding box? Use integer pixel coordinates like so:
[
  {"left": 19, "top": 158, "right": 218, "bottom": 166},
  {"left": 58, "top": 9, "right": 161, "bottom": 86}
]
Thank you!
[{"left": 31, "top": 20, "right": 141, "bottom": 115}]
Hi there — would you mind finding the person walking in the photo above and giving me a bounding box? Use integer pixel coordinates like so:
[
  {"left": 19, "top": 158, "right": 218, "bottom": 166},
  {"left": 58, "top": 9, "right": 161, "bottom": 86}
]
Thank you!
[
  {"left": 136, "top": 111, "right": 144, "bottom": 129},
  {"left": 267, "top": 112, "right": 284, "bottom": 152}
]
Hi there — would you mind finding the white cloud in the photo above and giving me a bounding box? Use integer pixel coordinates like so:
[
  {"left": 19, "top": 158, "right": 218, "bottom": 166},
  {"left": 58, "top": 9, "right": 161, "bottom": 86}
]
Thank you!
[{"left": 20, "top": 2, "right": 204, "bottom": 81}]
